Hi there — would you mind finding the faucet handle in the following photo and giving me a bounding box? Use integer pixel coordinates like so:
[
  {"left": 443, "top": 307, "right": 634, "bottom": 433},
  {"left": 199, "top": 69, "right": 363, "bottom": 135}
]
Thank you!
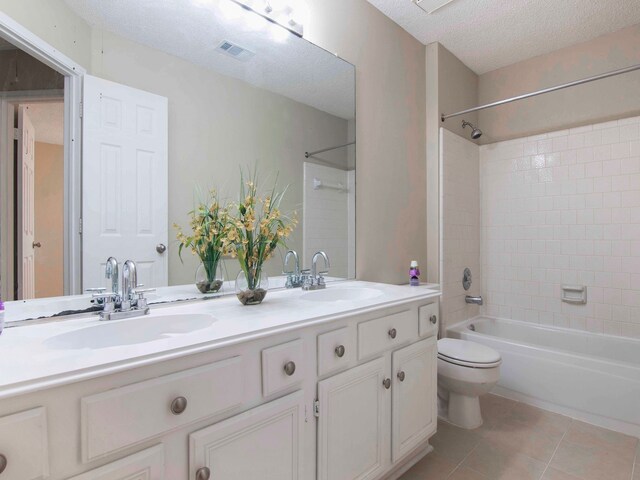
[
  {"left": 86, "top": 287, "right": 106, "bottom": 293},
  {"left": 133, "top": 288, "right": 155, "bottom": 309},
  {"left": 92, "top": 292, "right": 118, "bottom": 312}
]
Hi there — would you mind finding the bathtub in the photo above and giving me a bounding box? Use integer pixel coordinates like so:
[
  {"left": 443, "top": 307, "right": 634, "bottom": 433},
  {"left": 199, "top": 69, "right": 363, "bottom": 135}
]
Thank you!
[{"left": 448, "top": 316, "right": 640, "bottom": 438}]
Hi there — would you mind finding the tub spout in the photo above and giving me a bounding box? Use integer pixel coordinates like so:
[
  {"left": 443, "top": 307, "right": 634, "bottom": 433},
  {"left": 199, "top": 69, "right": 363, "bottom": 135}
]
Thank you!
[{"left": 465, "top": 295, "right": 483, "bottom": 306}]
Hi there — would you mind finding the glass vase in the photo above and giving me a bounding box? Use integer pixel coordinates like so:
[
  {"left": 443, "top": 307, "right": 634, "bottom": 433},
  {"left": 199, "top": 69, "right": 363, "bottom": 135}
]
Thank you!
[
  {"left": 235, "top": 270, "right": 269, "bottom": 305},
  {"left": 195, "top": 260, "right": 224, "bottom": 294}
]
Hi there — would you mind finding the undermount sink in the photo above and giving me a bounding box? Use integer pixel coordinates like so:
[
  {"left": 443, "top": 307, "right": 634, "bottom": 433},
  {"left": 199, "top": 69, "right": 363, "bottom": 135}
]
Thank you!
[
  {"left": 44, "top": 313, "right": 217, "bottom": 350},
  {"left": 300, "top": 287, "right": 384, "bottom": 303}
]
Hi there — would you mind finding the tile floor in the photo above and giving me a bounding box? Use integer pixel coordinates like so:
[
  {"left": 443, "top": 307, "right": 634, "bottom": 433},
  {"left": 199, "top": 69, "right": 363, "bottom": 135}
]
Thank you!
[{"left": 399, "top": 394, "right": 640, "bottom": 480}]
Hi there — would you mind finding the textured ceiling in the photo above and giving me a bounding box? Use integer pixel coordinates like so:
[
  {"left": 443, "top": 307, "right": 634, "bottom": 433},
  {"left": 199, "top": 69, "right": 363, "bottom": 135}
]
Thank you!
[
  {"left": 62, "top": 0, "right": 355, "bottom": 119},
  {"left": 24, "top": 103, "right": 64, "bottom": 145},
  {"left": 366, "top": 0, "right": 640, "bottom": 74}
]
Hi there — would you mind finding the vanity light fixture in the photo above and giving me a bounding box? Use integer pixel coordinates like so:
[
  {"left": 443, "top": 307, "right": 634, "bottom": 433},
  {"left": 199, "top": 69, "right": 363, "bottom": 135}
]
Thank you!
[{"left": 229, "top": 0, "right": 304, "bottom": 37}]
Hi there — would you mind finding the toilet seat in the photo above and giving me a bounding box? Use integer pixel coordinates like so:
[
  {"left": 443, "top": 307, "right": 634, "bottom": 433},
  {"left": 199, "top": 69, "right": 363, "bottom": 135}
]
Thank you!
[{"left": 438, "top": 338, "right": 501, "bottom": 369}]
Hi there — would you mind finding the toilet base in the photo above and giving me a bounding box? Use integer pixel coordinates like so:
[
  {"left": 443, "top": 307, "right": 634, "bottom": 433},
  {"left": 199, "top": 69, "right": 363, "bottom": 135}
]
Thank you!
[{"left": 443, "top": 392, "right": 483, "bottom": 429}]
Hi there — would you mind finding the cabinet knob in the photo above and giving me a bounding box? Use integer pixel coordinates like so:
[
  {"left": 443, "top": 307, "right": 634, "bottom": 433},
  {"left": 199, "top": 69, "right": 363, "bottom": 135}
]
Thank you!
[
  {"left": 397, "top": 371, "right": 406, "bottom": 382},
  {"left": 382, "top": 378, "right": 391, "bottom": 389},
  {"left": 335, "top": 345, "right": 346, "bottom": 358},
  {"left": 388, "top": 328, "right": 397, "bottom": 339},
  {"left": 430, "top": 315, "right": 437, "bottom": 325},
  {"left": 195, "top": 467, "right": 211, "bottom": 480},
  {"left": 171, "top": 396, "right": 188, "bottom": 415},
  {"left": 284, "top": 361, "right": 296, "bottom": 376},
  {"left": 0, "top": 454, "right": 6, "bottom": 474}
]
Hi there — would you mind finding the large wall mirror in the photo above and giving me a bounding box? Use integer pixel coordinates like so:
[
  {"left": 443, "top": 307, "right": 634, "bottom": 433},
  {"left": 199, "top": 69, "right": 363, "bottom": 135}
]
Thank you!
[{"left": 0, "top": 0, "right": 355, "bottom": 313}]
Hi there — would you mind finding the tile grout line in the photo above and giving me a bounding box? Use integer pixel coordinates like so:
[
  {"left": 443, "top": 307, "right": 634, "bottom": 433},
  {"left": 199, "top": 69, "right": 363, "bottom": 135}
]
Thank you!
[
  {"left": 538, "top": 418, "right": 572, "bottom": 480},
  {"left": 444, "top": 437, "right": 484, "bottom": 479}
]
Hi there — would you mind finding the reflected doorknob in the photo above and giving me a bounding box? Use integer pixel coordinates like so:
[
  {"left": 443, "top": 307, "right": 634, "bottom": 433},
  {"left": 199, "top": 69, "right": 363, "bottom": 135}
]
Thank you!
[
  {"left": 195, "top": 467, "right": 210, "bottom": 480},
  {"left": 0, "top": 454, "right": 6, "bottom": 474},
  {"left": 32, "top": 241, "right": 41, "bottom": 248},
  {"left": 156, "top": 243, "right": 167, "bottom": 254}
]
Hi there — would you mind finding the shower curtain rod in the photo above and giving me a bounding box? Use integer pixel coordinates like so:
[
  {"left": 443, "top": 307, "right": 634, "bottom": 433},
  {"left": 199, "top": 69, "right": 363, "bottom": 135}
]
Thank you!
[
  {"left": 441, "top": 63, "right": 640, "bottom": 122},
  {"left": 305, "top": 141, "right": 355, "bottom": 158}
]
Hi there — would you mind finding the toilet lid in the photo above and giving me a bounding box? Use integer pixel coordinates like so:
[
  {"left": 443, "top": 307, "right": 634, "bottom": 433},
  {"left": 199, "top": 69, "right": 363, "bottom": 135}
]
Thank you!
[{"left": 438, "top": 338, "right": 501, "bottom": 367}]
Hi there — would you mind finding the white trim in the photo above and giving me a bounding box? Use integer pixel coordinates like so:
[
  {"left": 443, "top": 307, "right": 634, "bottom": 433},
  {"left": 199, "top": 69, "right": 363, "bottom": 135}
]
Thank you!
[
  {"left": 0, "top": 11, "right": 85, "bottom": 296},
  {"left": 0, "top": 99, "right": 13, "bottom": 300}
]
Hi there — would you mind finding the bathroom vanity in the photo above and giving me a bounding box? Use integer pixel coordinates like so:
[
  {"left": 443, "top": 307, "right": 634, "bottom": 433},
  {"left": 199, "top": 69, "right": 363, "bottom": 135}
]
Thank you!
[{"left": 0, "top": 282, "right": 440, "bottom": 480}]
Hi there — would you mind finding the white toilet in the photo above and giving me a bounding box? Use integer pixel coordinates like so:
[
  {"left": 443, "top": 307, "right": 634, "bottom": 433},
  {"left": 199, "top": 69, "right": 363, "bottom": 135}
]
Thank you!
[{"left": 437, "top": 338, "right": 502, "bottom": 429}]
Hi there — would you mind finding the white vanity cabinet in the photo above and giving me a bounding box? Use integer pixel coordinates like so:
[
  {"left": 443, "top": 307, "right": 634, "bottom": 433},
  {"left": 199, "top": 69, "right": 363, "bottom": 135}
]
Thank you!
[
  {"left": 316, "top": 309, "right": 438, "bottom": 480},
  {"left": 0, "top": 285, "right": 440, "bottom": 480}
]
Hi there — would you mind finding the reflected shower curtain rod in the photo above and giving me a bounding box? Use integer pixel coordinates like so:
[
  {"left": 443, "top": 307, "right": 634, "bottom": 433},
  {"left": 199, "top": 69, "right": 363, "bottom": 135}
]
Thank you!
[
  {"left": 441, "top": 63, "right": 640, "bottom": 122},
  {"left": 305, "top": 141, "right": 355, "bottom": 158}
]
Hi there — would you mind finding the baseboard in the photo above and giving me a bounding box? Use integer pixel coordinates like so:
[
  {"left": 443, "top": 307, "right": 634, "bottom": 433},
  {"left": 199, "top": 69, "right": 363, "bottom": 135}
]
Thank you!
[{"left": 381, "top": 443, "right": 434, "bottom": 480}]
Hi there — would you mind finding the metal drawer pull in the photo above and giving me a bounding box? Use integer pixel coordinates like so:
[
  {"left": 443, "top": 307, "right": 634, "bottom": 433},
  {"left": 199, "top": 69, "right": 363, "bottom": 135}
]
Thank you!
[
  {"left": 430, "top": 315, "right": 437, "bottom": 325},
  {"left": 196, "top": 467, "right": 211, "bottom": 480},
  {"left": 170, "top": 396, "right": 188, "bottom": 415},
  {"left": 388, "top": 328, "right": 397, "bottom": 339},
  {"left": 397, "top": 371, "right": 406, "bottom": 382},
  {"left": 0, "top": 454, "right": 6, "bottom": 474},
  {"left": 284, "top": 361, "right": 296, "bottom": 376},
  {"left": 335, "top": 345, "right": 346, "bottom": 358},
  {"left": 383, "top": 378, "right": 391, "bottom": 389}
]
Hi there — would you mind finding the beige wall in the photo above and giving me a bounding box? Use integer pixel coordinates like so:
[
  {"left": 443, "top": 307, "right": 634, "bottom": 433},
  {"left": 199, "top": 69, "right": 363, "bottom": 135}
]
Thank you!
[
  {"left": 305, "top": 0, "right": 427, "bottom": 284},
  {"left": 425, "top": 43, "right": 479, "bottom": 283},
  {"left": 34, "top": 142, "right": 64, "bottom": 298},
  {"left": 478, "top": 24, "right": 640, "bottom": 144},
  {"left": 90, "top": 29, "right": 349, "bottom": 285},
  {"left": 0, "top": 0, "right": 91, "bottom": 68}
]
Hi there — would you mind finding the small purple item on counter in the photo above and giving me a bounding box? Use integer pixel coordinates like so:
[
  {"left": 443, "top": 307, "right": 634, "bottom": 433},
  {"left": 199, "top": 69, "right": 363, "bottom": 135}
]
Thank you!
[
  {"left": 409, "top": 260, "right": 420, "bottom": 286},
  {"left": 0, "top": 299, "right": 4, "bottom": 335}
]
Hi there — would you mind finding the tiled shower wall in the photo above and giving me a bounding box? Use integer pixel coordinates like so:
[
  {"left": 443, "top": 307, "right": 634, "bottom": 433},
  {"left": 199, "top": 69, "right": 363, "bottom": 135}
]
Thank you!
[
  {"left": 480, "top": 115, "right": 640, "bottom": 338},
  {"left": 441, "top": 129, "right": 481, "bottom": 329}
]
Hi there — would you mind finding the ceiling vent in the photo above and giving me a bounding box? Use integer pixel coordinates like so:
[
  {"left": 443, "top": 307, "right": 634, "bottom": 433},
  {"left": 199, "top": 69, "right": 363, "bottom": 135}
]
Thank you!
[{"left": 216, "top": 40, "right": 255, "bottom": 62}]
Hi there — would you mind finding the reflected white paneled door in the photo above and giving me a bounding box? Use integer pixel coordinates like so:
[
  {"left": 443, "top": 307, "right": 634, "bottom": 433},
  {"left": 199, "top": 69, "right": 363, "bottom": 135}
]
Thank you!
[
  {"left": 82, "top": 75, "right": 168, "bottom": 291},
  {"left": 17, "top": 106, "right": 36, "bottom": 299}
]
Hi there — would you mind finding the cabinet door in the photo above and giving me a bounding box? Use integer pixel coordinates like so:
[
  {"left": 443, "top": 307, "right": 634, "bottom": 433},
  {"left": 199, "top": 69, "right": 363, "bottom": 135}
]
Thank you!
[
  {"left": 67, "top": 445, "right": 164, "bottom": 480},
  {"left": 189, "top": 391, "right": 304, "bottom": 480},
  {"left": 317, "top": 357, "right": 390, "bottom": 480},
  {"left": 391, "top": 337, "right": 437, "bottom": 462}
]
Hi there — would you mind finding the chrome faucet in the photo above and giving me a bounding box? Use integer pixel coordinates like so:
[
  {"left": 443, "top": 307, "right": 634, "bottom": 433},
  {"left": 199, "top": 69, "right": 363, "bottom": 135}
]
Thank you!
[
  {"left": 283, "top": 250, "right": 302, "bottom": 288},
  {"left": 121, "top": 260, "right": 138, "bottom": 310},
  {"left": 105, "top": 257, "right": 119, "bottom": 296},
  {"left": 465, "top": 295, "right": 483, "bottom": 306},
  {"left": 302, "top": 251, "right": 330, "bottom": 290},
  {"left": 92, "top": 258, "right": 155, "bottom": 321}
]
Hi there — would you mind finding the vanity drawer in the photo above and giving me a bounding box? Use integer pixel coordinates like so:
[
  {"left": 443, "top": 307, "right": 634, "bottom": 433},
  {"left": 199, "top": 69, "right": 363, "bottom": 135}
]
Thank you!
[
  {"left": 358, "top": 309, "right": 418, "bottom": 360},
  {"left": 262, "top": 339, "right": 304, "bottom": 397},
  {"left": 419, "top": 302, "right": 439, "bottom": 338},
  {"left": 317, "top": 327, "right": 355, "bottom": 376},
  {"left": 81, "top": 357, "right": 244, "bottom": 462},
  {"left": 0, "top": 407, "right": 49, "bottom": 480}
]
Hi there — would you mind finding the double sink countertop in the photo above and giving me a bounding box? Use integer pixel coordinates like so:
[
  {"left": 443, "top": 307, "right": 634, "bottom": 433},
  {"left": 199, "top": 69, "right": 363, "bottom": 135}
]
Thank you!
[{"left": 0, "top": 281, "right": 440, "bottom": 400}]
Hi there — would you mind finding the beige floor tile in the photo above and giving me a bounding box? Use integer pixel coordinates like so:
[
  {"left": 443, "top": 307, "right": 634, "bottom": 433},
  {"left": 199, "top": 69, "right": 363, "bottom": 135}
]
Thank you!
[
  {"left": 541, "top": 467, "right": 583, "bottom": 480},
  {"left": 447, "top": 467, "right": 490, "bottom": 480},
  {"left": 563, "top": 420, "right": 638, "bottom": 462},
  {"left": 478, "top": 394, "right": 516, "bottom": 427},
  {"left": 431, "top": 420, "right": 482, "bottom": 463},
  {"left": 460, "top": 439, "right": 547, "bottom": 480},
  {"left": 399, "top": 452, "right": 458, "bottom": 480},
  {"left": 500, "top": 401, "right": 571, "bottom": 437},
  {"left": 481, "top": 420, "right": 563, "bottom": 463},
  {"left": 550, "top": 439, "right": 634, "bottom": 480}
]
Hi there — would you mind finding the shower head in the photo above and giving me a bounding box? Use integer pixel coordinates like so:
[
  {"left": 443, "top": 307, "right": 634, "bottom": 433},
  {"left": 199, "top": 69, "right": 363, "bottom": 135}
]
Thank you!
[{"left": 462, "top": 120, "right": 482, "bottom": 139}]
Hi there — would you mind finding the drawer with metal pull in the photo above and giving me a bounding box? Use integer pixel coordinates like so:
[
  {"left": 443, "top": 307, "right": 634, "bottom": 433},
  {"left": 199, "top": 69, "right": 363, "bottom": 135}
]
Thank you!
[
  {"left": 357, "top": 309, "right": 418, "bottom": 360},
  {"left": 81, "top": 357, "right": 244, "bottom": 462},
  {"left": 0, "top": 407, "right": 49, "bottom": 480},
  {"left": 418, "top": 302, "right": 439, "bottom": 338},
  {"left": 317, "top": 327, "right": 355, "bottom": 376},
  {"left": 261, "top": 339, "right": 304, "bottom": 397}
]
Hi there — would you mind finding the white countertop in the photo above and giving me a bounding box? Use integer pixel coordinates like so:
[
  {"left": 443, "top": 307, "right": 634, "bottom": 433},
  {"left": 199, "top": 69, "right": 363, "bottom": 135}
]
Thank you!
[{"left": 0, "top": 281, "right": 440, "bottom": 400}]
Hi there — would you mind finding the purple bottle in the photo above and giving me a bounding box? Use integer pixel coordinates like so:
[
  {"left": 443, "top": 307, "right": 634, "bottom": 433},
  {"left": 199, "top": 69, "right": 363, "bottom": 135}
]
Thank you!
[{"left": 409, "top": 261, "right": 421, "bottom": 286}]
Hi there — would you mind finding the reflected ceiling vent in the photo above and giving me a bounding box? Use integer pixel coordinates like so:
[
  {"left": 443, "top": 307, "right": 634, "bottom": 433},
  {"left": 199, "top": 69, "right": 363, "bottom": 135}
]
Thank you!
[
  {"left": 216, "top": 40, "right": 255, "bottom": 62},
  {"left": 412, "top": 0, "right": 458, "bottom": 15}
]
